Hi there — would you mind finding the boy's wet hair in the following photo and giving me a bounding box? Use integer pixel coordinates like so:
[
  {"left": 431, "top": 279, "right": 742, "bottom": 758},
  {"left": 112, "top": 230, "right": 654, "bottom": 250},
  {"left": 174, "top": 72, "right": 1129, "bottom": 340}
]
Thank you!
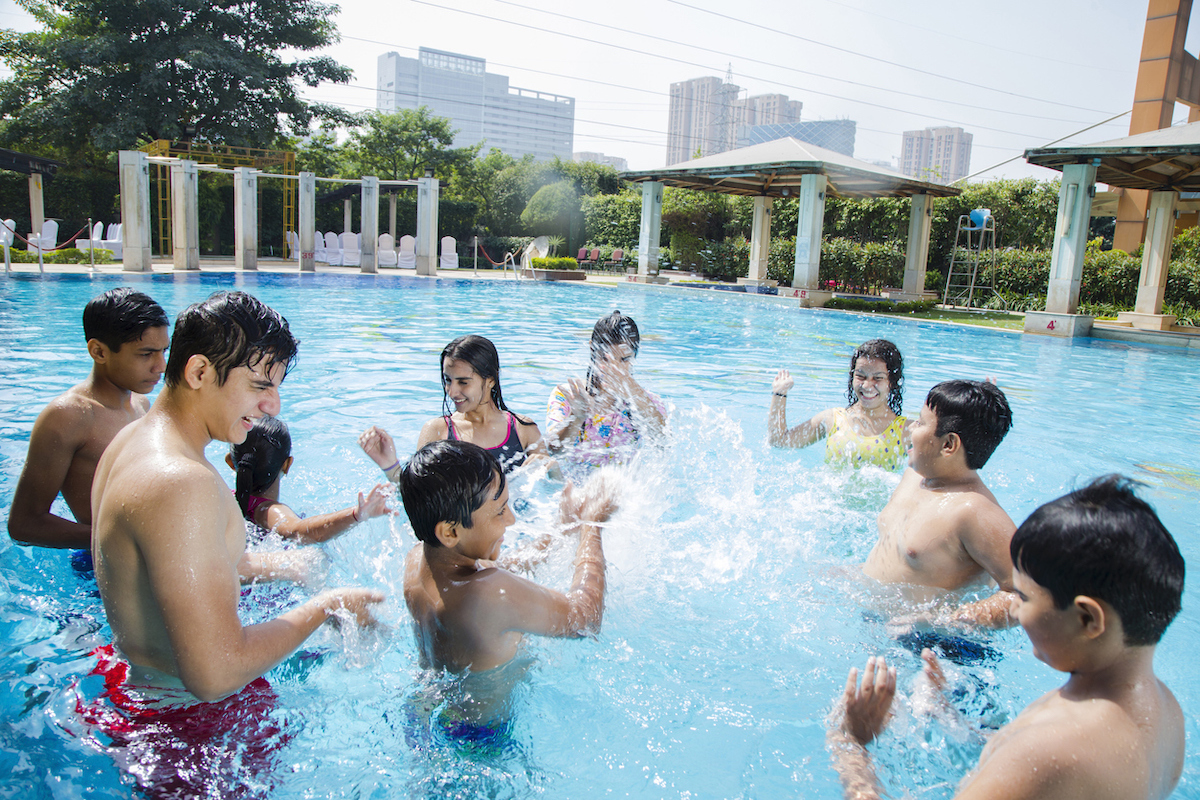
[
  {"left": 439, "top": 335, "right": 531, "bottom": 429},
  {"left": 587, "top": 310, "right": 640, "bottom": 392},
  {"left": 82, "top": 287, "right": 168, "bottom": 352},
  {"left": 164, "top": 291, "right": 298, "bottom": 388},
  {"left": 846, "top": 339, "right": 903, "bottom": 415},
  {"left": 1011, "top": 475, "right": 1184, "bottom": 646},
  {"left": 925, "top": 380, "right": 1012, "bottom": 470},
  {"left": 229, "top": 417, "right": 292, "bottom": 522},
  {"left": 398, "top": 440, "right": 505, "bottom": 547}
]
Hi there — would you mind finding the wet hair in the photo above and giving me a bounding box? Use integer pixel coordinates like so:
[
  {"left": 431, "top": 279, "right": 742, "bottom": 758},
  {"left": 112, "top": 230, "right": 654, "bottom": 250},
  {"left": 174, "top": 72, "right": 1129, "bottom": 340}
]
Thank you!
[
  {"left": 398, "top": 440, "right": 505, "bottom": 547},
  {"left": 1011, "top": 475, "right": 1184, "bottom": 647},
  {"left": 925, "top": 380, "right": 1012, "bottom": 470},
  {"left": 82, "top": 287, "right": 168, "bottom": 352},
  {"left": 164, "top": 291, "right": 298, "bottom": 389},
  {"left": 846, "top": 339, "right": 903, "bottom": 415},
  {"left": 229, "top": 416, "right": 291, "bottom": 521},
  {"left": 438, "top": 335, "right": 532, "bottom": 427},
  {"left": 587, "top": 310, "right": 640, "bottom": 393}
]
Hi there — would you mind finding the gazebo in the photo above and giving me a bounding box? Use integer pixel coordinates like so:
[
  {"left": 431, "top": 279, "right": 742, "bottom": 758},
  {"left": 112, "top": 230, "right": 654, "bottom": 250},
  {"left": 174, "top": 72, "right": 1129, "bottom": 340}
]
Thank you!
[
  {"left": 619, "top": 138, "right": 960, "bottom": 305},
  {"left": 0, "top": 147, "right": 63, "bottom": 239},
  {"left": 1024, "top": 121, "right": 1200, "bottom": 336}
]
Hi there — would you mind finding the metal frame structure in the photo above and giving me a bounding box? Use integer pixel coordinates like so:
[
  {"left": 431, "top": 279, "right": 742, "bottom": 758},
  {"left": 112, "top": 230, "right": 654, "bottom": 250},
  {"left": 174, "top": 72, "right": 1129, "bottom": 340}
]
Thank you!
[{"left": 943, "top": 210, "right": 999, "bottom": 309}]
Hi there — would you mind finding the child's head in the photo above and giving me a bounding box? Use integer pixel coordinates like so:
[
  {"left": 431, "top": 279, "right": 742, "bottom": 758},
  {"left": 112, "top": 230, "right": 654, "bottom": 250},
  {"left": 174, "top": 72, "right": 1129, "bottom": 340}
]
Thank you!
[
  {"left": 440, "top": 335, "right": 510, "bottom": 416},
  {"left": 398, "top": 440, "right": 505, "bottom": 547},
  {"left": 588, "top": 310, "right": 640, "bottom": 391},
  {"left": 164, "top": 291, "right": 298, "bottom": 390},
  {"left": 924, "top": 380, "right": 1012, "bottom": 470},
  {"left": 1011, "top": 475, "right": 1184, "bottom": 647},
  {"left": 229, "top": 416, "right": 292, "bottom": 520},
  {"left": 846, "top": 339, "right": 903, "bottom": 415},
  {"left": 83, "top": 287, "right": 169, "bottom": 351}
]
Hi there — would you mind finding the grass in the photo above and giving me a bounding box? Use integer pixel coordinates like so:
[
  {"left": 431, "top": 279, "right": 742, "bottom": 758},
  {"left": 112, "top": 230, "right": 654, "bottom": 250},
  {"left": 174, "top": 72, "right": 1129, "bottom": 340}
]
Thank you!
[{"left": 880, "top": 307, "right": 1026, "bottom": 331}]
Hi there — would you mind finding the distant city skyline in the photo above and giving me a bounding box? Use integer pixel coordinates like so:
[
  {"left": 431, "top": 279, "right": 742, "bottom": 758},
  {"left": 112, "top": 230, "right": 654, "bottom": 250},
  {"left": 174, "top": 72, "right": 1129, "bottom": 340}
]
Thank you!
[{"left": 900, "top": 126, "right": 973, "bottom": 184}]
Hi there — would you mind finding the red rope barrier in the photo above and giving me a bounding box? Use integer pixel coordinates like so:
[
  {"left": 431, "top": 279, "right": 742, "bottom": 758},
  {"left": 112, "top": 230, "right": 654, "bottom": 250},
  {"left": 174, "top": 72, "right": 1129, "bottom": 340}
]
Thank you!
[
  {"left": 5, "top": 222, "right": 91, "bottom": 252},
  {"left": 474, "top": 242, "right": 513, "bottom": 268}
]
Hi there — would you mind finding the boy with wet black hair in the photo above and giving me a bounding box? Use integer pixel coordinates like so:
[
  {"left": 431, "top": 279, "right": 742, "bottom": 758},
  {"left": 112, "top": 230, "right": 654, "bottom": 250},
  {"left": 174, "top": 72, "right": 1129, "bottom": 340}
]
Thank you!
[
  {"left": 9, "top": 287, "right": 169, "bottom": 550},
  {"left": 832, "top": 475, "right": 1185, "bottom": 800},
  {"left": 865, "top": 379, "right": 1017, "bottom": 628},
  {"left": 398, "top": 439, "right": 615, "bottom": 674}
]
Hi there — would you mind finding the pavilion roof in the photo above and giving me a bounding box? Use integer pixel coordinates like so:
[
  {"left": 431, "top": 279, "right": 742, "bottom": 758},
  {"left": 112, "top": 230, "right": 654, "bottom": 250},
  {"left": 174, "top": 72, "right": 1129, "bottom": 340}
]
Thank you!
[
  {"left": 619, "top": 137, "right": 961, "bottom": 199},
  {"left": 1025, "top": 121, "right": 1200, "bottom": 191}
]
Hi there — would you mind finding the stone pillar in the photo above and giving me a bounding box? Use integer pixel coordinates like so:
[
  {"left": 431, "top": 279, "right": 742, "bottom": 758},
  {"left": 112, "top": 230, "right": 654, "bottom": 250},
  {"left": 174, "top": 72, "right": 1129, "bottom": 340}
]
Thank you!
[
  {"left": 1118, "top": 190, "right": 1179, "bottom": 330},
  {"left": 635, "top": 181, "right": 665, "bottom": 283},
  {"left": 343, "top": 198, "right": 353, "bottom": 234},
  {"left": 299, "top": 172, "right": 316, "bottom": 272},
  {"left": 28, "top": 174, "right": 44, "bottom": 242},
  {"left": 900, "top": 192, "right": 933, "bottom": 298},
  {"left": 389, "top": 192, "right": 398, "bottom": 239},
  {"left": 360, "top": 176, "right": 378, "bottom": 274},
  {"left": 118, "top": 150, "right": 152, "bottom": 272},
  {"left": 170, "top": 161, "right": 199, "bottom": 271},
  {"left": 1024, "top": 163, "right": 1096, "bottom": 337},
  {"left": 415, "top": 174, "right": 439, "bottom": 276},
  {"left": 233, "top": 167, "right": 257, "bottom": 271},
  {"left": 738, "top": 195, "right": 776, "bottom": 288},
  {"left": 789, "top": 174, "right": 831, "bottom": 306}
]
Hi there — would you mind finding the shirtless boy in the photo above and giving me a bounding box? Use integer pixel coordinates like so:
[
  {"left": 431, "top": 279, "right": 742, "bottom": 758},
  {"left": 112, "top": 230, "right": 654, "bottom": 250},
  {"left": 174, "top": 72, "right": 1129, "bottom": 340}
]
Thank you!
[
  {"left": 831, "top": 475, "right": 1185, "bottom": 800},
  {"left": 864, "top": 380, "right": 1015, "bottom": 626},
  {"left": 8, "top": 287, "right": 169, "bottom": 550},
  {"left": 92, "top": 291, "right": 382, "bottom": 702},
  {"left": 397, "top": 439, "right": 614, "bottom": 675}
]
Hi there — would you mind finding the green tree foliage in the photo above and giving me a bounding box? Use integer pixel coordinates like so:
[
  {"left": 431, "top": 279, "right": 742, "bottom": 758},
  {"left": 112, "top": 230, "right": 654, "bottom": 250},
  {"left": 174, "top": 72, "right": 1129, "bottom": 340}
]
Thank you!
[
  {"left": 661, "top": 187, "right": 731, "bottom": 270},
  {"left": 345, "top": 108, "right": 476, "bottom": 181},
  {"left": 293, "top": 128, "right": 349, "bottom": 178},
  {"left": 0, "top": 0, "right": 352, "bottom": 151},
  {"left": 520, "top": 180, "right": 578, "bottom": 239},
  {"left": 582, "top": 190, "right": 642, "bottom": 252}
]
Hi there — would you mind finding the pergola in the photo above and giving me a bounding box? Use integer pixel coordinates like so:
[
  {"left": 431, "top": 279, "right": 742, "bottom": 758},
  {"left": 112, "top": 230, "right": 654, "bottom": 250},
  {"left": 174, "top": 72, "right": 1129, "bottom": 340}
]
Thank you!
[
  {"left": 619, "top": 138, "right": 960, "bottom": 304},
  {"left": 1024, "top": 121, "right": 1200, "bottom": 336},
  {"left": 0, "top": 147, "right": 63, "bottom": 238}
]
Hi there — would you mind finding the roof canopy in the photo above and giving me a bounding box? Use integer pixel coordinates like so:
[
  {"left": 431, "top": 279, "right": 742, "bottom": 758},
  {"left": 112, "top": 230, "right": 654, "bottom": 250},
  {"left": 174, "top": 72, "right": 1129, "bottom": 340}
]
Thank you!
[
  {"left": 0, "top": 147, "right": 62, "bottom": 179},
  {"left": 620, "top": 137, "right": 961, "bottom": 199},
  {"left": 1025, "top": 121, "right": 1200, "bottom": 191}
]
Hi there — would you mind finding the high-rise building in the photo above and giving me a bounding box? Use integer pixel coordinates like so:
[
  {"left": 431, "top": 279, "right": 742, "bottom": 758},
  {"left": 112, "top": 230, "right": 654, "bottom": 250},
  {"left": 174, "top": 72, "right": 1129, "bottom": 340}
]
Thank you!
[
  {"left": 900, "top": 126, "right": 973, "bottom": 184},
  {"left": 573, "top": 152, "right": 628, "bottom": 171},
  {"left": 376, "top": 48, "right": 574, "bottom": 161},
  {"left": 736, "top": 119, "right": 857, "bottom": 157},
  {"left": 667, "top": 78, "right": 808, "bottom": 165}
]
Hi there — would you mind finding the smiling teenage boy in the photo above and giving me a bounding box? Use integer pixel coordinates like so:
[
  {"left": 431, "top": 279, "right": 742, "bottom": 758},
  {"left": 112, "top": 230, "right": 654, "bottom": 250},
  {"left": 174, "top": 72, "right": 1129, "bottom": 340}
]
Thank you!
[
  {"left": 831, "top": 475, "right": 1185, "bottom": 800},
  {"left": 8, "top": 287, "right": 169, "bottom": 550},
  {"left": 865, "top": 379, "right": 1017, "bottom": 626}
]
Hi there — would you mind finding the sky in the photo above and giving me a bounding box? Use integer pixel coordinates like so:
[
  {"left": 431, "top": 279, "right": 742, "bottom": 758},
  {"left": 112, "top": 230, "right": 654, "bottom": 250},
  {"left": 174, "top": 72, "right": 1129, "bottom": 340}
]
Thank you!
[{"left": 0, "top": 0, "right": 1190, "bottom": 182}]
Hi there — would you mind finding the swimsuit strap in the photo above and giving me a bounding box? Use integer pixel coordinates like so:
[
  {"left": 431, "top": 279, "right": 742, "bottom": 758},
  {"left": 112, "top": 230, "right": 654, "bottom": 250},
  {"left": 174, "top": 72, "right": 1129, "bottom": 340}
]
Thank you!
[{"left": 444, "top": 415, "right": 459, "bottom": 441}]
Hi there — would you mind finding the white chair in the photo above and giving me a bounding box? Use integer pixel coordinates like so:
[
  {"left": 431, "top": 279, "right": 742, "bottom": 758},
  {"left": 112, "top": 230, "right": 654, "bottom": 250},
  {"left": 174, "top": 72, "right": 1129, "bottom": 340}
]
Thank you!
[
  {"left": 0, "top": 219, "right": 14, "bottom": 264},
  {"left": 340, "top": 232, "right": 360, "bottom": 267},
  {"left": 313, "top": 232, "right": 328, "bottom": 263},
  {"left": 75, "top": 221, "right": 104, "bottom": 250},
  {"left": 397, "top": 235, "right": 416, "bottom": 269},
  {"left": 100, "top": 223, "right": 122, "bottom": 259},
  {"left": 324, "top": 231, "right": 342, "bottom": 266},
  {"left": 439, "top": 236, "right": 458, "bottom": 270},
  {"left": 377, "top": 233, "right": 398, "bottom": 267},
  {"left": 28, "top": 220, "right": 58, "bottom": 254},
  {"left": 285, "top": 230, "right": 299, "bottom": 260}
]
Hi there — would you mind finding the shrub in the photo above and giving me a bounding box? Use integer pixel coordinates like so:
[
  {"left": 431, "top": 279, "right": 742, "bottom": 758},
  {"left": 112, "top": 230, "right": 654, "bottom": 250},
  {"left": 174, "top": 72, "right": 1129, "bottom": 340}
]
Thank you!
[
  {"left": 8, "top": 247, "right": 114, "bottom": 264},
  {"left": 530, "top": 256, "right": 580, "bottom": 270}
]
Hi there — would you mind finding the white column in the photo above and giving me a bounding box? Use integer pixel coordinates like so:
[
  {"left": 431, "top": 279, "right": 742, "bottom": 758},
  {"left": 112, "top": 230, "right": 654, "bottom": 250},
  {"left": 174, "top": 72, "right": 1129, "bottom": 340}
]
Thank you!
[
  {"left": 299, "top": 172, "right": 316, "bottom": 272},
  {"left": 416, "top": 174, "right": 439, "bottom": 276},
  {"left": 636, "top": 181, "right": 664, "bottom": 279},
  {"left": 118, "top": 150, "right": 152, "bottom": 272},
  {"left": 28, "top": 174, "right": 44, "bottom": 241},
  {"left": 170, "top": 161, "right": 199, "bottom": 271},
  {"left": 1117, "top": 189, "right": 1179, "bottom": 330},
  {"left": 360, "top": 176, "right": 378, "bottom": 274},
  {"left": 343, "top": 198, "right": 353, "bottom": 234},
  {"left": 901, "top": 193, "right": 933, "bottom": 297},
  {"left": 233, "top": 167, "right": 257, "bottom": 271},
  {"left": 745, "top": 196, "right": 773, "bottom": 283},
  {"left": 1024, "top": 163, "right": 1096, "bottom": 337},
  {"left": 389, "top": 192, "right": 398, "bottom": 239},
  {"left": 792, "top": 174, "right": 827, "bottom": 291}
]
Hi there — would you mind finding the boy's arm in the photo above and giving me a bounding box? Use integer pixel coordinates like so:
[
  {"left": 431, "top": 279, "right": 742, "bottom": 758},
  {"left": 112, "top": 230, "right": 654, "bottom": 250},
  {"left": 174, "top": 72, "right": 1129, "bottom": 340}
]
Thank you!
[
  {"left": 7, "top": 405, "right": 92, "bottom": 548},
  {"left": 953, "top": 506, "right": 1019, "bottom": 628},
  {"left": 827, "top": 656, "right": 897, "bottom": 800}
]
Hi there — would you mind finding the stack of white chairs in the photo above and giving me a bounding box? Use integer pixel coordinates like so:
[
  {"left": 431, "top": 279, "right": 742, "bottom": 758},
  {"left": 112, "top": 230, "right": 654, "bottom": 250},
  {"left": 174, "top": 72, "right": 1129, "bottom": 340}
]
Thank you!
[
  {"left": 439, "top": 236, "right": 458, "bottom": 269},
  {"left": 313, "top": 232, "right": 328, "bottom": 263},
  {"left": 377, "top": 233, "right": 398, "bottom": 267},
  {"left": 398, "top": 235, "right": 416, "bottom": 269},
  {"left": 101, "top": 224, "right": 123, "bottom": 259},
  {"left": 75, "top": 221, "right": 104, "bottom": 251},
  {"left": 0, "top": 219, "right": 15, "bottom": 266},
  {"left": 323, "top": 232, "right": 342, "bottom": 266},
  {"left": 28, "top": 220, "right": 58, "bottom": 254},
  {"left": 285, "top": 231, "right": 299, "bottom": 260},
  {"left": 340, "top": 232, "right": 361, "bottom": 267}
]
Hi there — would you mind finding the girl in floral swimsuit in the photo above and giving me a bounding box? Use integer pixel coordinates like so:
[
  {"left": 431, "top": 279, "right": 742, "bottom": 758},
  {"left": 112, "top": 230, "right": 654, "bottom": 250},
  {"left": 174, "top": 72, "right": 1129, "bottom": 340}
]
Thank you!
[{"left": 767, "top": 339, "right": 910, "bottom": 471}]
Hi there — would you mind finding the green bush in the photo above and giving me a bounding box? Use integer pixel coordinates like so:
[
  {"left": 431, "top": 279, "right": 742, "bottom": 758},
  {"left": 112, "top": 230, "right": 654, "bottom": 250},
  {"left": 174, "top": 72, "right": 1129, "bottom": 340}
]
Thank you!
[
  {"left": 530, "top": 256, "right": 580, "bottom": 270},
  {"left": 8, "top": 247, "right": 114, "bottom": 264},
  {"left": 824, "top": 297, "right": 936, "bottom": 313}
]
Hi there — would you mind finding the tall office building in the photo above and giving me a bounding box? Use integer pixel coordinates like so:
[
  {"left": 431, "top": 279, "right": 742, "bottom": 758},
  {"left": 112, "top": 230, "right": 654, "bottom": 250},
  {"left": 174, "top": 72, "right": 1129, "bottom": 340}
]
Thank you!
[
  {"left": 667, "top": 78, "right": 806, "bottom": 165},
  {"left": 573, "top": 151, "right": 628, "bottom": 171},
  {"left": 900, "top": 126, "right": 973, "bottom": 184},
  {"left": 377, "top": 48, "right": 574, "bottom": 161}
]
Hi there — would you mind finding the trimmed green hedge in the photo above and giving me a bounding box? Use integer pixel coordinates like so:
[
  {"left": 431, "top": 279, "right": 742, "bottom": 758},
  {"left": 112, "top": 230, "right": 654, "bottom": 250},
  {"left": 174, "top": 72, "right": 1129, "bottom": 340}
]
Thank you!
[
  {"left": 530, "top": 257, "right": 580, "bottom": 270},
  {"left": 6, "top": 247, "right": 114, "bottom": 264}
]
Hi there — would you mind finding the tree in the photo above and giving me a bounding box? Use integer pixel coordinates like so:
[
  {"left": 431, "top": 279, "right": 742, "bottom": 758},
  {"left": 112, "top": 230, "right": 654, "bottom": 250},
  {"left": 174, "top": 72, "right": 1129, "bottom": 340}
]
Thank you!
[
  {"left": 520, "top": 180, "right": 578, "bottom": 241},
  {"left": 0, "top": 0, "right": 352, "bottom": 151},
  {"left": 345, "top": 108, "right": 474, "bottom": 181}
]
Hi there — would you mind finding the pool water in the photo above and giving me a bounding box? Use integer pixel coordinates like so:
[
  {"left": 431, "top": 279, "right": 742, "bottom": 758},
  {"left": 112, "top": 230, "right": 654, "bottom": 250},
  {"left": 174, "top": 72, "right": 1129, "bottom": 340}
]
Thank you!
[{"left": 1, "top": 272, "right": 1197, "bottom": 799}]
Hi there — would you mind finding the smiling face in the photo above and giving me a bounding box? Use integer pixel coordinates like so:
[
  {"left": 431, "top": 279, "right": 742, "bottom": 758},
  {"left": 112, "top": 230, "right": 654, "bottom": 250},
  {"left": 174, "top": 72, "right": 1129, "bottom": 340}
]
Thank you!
[
  {"left": 455, "top": 473, "right": 513, "bottom": 561},
  {"left": 442, "top": 357, "right": 494, "bottom": 414},
  {"left": 906, "top": 403, "right": 945, "bottom": 474},
  {"left": 212, "top": 359, "right": 285, "bottom": 444},
  {"left": 851, "top": 356, "right": 891, "bottom": 412},
  {"left": 95, "top": 325, "right": 170, "bottom": 394}
]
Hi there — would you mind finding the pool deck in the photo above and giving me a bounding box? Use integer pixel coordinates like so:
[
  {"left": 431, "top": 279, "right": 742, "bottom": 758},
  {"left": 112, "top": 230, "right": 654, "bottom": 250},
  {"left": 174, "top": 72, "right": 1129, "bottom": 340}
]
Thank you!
[{"left": 7, "top": 258, "right": 1199, "bottom": 352}]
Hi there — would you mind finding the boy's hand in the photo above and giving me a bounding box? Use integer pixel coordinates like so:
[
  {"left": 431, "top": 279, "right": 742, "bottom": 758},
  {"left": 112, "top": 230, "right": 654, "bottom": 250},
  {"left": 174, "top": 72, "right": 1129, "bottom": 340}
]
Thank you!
[
  {"left": 840, "top": 656, "right": 897, "bottom": 745},
  {"left": 356, "top": 483, "right": 391, "bottom": 521},
  {"left": 358, "top": 426, "right": 397, "bottom": 470},
  {"left": 318, "top": 587, "right": 385, "bottom": 627},
  {"left": 772, "top": 368, "right": 794, "bottom": 396}
]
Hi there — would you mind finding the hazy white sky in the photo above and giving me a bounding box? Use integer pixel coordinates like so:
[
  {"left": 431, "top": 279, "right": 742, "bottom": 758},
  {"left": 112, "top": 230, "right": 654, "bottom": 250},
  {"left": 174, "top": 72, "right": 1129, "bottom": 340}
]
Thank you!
[{"left": 0, "top": 0, "right": 1188, "bottom": 181}]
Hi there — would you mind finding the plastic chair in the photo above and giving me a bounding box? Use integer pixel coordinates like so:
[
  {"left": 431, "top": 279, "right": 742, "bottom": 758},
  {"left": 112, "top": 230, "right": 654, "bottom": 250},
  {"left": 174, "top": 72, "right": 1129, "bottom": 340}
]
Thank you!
[
  {"left": 439, "top": 236, "right": 458, "bottom": 269},
  {"left": 284, "top": 231, "right": 299, "bottom": 260},
  {"left": 313, "top": 232, "right": 328, "bottom": 263},
  {"left": 967, "top": 208, "right": 992, "bottom": 230},
  {"left": 377, "top": 233, "right": 398, "bottom": 267},
  {"left": 576, "top": 247, "right": 588, "bottom": 261},
  {"left": 28, "top": 220, "right": 57, "bottom": 254},
  {"left": 101, "top": 223, "right": 122, "bottom": 259},
  {"left": 75, "top": 221, "right": 104, "bottom": 250},
  {"left": 0, "top": 219, "right": 14, "bottom": 264},
  {"left": 397, "top": 235, "right": 416, "bottom": 269},
  {"left": 324, "top": 232, "right": 342, "bottom": 266},
  {"left": 604, "top": 248, "right": 625, "bottom": 270},
  {"left": 340, "top": 232, "right": 361, "bottom": 267}
]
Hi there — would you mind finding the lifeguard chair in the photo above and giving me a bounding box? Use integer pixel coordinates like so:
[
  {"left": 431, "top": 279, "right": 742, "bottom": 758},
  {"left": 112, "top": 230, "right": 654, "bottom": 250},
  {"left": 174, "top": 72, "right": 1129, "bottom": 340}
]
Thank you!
[{"left": 943, "top": 208, "right": 1003, "bottom": 309}]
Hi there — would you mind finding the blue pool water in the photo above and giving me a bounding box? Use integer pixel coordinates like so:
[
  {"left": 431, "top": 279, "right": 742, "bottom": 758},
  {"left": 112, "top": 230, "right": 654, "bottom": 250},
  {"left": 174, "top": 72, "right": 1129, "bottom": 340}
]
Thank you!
[{"left": 0, "top": 271, "right": 1197, "bottom": 798}]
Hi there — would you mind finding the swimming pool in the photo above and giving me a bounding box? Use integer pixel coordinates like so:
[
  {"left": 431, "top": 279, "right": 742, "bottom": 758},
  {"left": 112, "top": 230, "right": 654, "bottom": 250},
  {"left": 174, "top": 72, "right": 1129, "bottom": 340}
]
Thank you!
[{"left": 1, "top": 272, "right": 1196, "bottom": 798}]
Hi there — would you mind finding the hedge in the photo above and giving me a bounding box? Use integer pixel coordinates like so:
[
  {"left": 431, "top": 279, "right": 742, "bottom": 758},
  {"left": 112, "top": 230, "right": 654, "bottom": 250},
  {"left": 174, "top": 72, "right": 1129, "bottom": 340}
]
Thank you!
[{"left": 530, "top": 257, "right": 580, "bottom": 270}]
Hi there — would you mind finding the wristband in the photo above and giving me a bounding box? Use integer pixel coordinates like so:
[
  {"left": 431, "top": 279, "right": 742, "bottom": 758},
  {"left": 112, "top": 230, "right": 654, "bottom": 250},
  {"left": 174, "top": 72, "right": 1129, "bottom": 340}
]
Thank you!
[
  {"left": 772, "top": 392, "right": 787, "bottom": 397},
  {"left": 382, "top": 459, "right": 400, "bottom": 473},
  {"left": 384, "top": 460, "right": 404, "bottom": 483}
]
